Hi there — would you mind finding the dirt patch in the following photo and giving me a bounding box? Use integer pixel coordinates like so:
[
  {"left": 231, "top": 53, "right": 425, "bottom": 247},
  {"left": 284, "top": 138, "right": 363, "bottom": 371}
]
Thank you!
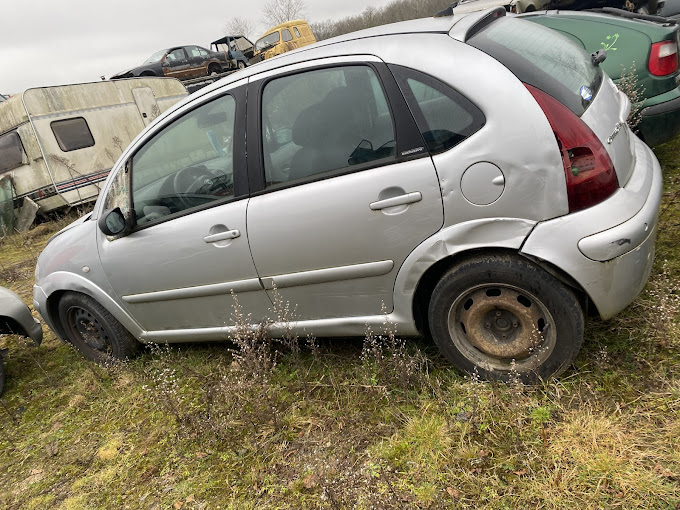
[{"left": 0, "top": 260, "right": 35, "bottom": 285}]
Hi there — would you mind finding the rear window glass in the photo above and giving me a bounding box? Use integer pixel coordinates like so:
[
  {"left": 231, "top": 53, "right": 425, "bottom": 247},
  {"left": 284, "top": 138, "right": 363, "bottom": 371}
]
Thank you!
[{"left": 468, "top": 17, "right": 601, "bottom": 116}]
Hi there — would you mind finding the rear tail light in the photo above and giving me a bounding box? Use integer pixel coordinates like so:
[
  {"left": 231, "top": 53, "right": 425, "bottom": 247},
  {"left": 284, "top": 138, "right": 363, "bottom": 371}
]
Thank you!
[
  {"left": 649, "top": 40, "right": 679, "bottom": 76},
  {"left": 525, "top": 84, "right": 618, "bottom": 213}
]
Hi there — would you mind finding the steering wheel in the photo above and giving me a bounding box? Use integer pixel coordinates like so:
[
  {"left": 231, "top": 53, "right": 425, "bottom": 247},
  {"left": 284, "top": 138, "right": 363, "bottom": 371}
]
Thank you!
[{"left": 173, "top": 165, "right": 217, "bottom": 209}]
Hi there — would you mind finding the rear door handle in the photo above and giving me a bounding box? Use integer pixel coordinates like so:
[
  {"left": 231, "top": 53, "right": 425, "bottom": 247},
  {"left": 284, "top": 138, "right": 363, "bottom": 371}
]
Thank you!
[
  {"left": 370, "top": 192, "right": 422, "bottom": 211},
  {"left": 204, "top": 229, "right": 240, "bottom": 243}
]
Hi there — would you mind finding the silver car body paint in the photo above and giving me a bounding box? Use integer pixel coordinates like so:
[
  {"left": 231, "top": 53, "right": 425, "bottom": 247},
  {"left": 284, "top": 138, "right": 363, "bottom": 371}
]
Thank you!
[
  {"left": 34, "top": 10, "right": 662, "bottom": 343},
  {"left": 0, "top": 287, "right": 42, "bottom": 344},
  {"left": 521, "top": 136, "right": 662, "bottom": 319}
]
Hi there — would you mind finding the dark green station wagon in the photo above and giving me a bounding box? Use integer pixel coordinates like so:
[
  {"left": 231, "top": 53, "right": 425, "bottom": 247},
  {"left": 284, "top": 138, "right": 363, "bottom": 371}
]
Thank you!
[{"left": 522, "top": 8, "right": 680, "bottom": 146}]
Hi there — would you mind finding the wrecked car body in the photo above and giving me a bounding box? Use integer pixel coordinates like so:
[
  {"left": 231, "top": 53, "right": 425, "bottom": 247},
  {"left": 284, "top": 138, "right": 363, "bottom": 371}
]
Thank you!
[
  {"left": 34, "top": 9, "right": 662, "bottom": 383},
  {"left": 111, "top": 46, "right": 229, "bottom": 80},
  {"left": 0, "top": 287, "right": 42, "bottom": 395},
  {"left": 211, "top": 35, "right": 255, "bottom": 69}
]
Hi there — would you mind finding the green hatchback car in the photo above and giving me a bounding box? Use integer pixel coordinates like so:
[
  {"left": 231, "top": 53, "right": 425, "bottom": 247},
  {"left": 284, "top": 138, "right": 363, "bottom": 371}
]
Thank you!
[{"left": 521, "top": 9, "right": 680, "bottom": 146}]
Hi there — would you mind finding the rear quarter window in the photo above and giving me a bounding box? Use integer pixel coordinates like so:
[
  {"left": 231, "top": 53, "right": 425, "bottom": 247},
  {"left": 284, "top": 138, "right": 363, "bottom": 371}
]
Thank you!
[
  {"left": 468, "top": 17, "right": 602, "bottom": 116},
  {"left": 390, "top": 66, "right": 485, "bottom": 154}
]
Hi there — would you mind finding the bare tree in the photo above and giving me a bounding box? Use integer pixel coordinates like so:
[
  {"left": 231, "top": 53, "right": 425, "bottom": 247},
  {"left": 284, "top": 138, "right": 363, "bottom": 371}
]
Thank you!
[
  {"left": 261, "top": 0, "right": 306, "bottom": 26},
  {"left": 225, "top": 16, "right": 256, "bottom": 38}
]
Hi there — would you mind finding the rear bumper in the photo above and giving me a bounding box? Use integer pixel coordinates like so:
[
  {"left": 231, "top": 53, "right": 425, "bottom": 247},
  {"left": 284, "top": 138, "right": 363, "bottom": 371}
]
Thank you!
[
  {"left": 521, "top": 135, "right": 662, "bottom": 319},
  {"left": 639, "top": 86, "right": 680, "bottom": 147}
]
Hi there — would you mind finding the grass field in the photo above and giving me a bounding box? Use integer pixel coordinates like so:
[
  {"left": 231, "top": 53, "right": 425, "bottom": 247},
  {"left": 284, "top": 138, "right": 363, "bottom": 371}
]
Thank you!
[{"left": 1, "top": 138, "right": 680, "bottom": 509}]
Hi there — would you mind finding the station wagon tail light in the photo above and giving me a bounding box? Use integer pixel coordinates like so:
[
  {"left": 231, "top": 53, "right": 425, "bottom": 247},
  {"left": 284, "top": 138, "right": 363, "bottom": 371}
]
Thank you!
[
  {"left": 649, "top": 40, "right": 679, "bottom": 76},
  {"left": 525, "top": 84, "right": 618, "bottom": 213}
]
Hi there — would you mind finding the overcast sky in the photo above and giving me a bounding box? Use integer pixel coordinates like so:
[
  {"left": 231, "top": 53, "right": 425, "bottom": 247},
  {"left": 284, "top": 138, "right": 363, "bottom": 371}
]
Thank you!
[{"left": 0, "top": 0, "right": 388, "bottom": 94}]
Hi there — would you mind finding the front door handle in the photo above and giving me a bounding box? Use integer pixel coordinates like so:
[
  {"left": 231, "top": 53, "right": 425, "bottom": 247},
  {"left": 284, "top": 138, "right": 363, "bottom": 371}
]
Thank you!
[
  {"left": 204, "top": 229, "right": 240, "bottom": 243},
  {"left": 370, "top": 192, "right": 422, "bottom": 211}
]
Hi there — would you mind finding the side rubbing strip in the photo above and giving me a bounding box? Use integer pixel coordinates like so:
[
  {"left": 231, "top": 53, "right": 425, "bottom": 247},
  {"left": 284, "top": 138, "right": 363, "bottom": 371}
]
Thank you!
[
  {"left": 123, "top": 278, "right": 263, "bottom": 304},
  {"left": 260, "top": 260, "right": 394, "bottom": 290}
]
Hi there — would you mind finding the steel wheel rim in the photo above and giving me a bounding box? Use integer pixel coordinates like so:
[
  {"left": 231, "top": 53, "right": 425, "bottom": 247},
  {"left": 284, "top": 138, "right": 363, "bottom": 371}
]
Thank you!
[
  {"left": 67, "top": 306, "right": 111, "bottom": 354},
  {"left": 447, "top": 283, "right": 557, "bottom": 373}
]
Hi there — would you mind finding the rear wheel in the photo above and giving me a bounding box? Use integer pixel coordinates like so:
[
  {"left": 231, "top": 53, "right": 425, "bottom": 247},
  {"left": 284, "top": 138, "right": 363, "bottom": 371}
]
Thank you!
[
  {"left": 428, "top": 254, "right": 584, "bottom": 382},
  {"left": 208, "top": 63, "right": 221, "bottom": 76},
  {"left": 58, "top": 292, "right": 140, "bottom": 363},
  {"left": 237, "top": 61, "right": 246, "bottom": 70}
]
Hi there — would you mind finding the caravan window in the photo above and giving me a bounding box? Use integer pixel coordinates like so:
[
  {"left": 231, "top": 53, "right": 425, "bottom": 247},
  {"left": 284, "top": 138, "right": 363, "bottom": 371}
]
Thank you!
[
  {"left": 0, "top": 131, "right": 25, "bottom": 174},
  {"left": 51, "top": 117, "right": 95, "bottom": 152}
]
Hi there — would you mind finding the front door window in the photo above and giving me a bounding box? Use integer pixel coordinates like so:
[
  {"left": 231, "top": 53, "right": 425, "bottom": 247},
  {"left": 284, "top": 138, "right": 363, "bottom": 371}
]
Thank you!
[{"left": 129, "top": 94, "right": 237, "bottom": 226}]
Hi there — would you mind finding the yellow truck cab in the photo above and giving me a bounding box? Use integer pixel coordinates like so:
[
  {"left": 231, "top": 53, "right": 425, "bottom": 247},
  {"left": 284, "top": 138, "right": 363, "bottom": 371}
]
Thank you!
[{"left": 253, "top": 20, "right": 316, "bottom": 61}]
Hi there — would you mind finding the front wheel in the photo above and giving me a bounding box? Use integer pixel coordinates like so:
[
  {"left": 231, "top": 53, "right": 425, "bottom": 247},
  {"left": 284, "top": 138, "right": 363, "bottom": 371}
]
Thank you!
[
  {"left": 58, "top": 292, "right": 140, "bottom": 363},
  {"left": 428, "top": 254, "right": 584, "bottom": 382}
]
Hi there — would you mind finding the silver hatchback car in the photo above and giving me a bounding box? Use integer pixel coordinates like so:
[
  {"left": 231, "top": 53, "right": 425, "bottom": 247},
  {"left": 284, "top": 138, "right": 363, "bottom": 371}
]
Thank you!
[{"left": 33, "top": 8, "right": 663, "bottom": 381}]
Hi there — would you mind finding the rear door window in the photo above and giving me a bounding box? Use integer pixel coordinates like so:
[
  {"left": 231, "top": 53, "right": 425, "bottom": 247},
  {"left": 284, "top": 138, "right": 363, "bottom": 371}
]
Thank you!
[
  {"left": 260, "top": 65, "right": 396, "bottom": 187},
  {"left": 468, "top": 17, "right": 601, "bottom": 116}
]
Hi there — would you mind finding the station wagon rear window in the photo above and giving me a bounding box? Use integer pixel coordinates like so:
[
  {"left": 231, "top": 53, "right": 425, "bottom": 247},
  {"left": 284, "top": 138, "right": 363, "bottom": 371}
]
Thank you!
[
  {"left": 51, "top": 117, "right": 95, "bottom": 152},
  {"left": 468, "top": 17, "right": 602, "bottom": 116}
]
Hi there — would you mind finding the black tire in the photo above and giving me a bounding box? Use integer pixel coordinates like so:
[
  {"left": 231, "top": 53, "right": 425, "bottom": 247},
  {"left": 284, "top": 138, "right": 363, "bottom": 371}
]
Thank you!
[
  {"left": 0, "top": 358, "right": 4, "bottom": 396},
  {"left": 237, "top": 61, "right": 246, "bottom": 70},
  {"left": 58, "top": 292, "right": 140, "bottom": 363},
  {"left": 428, "top": 254, "right": 584, "bottom": 383},
  {"left": 208, "top": 63, "right": 221, "bottom": 76}
]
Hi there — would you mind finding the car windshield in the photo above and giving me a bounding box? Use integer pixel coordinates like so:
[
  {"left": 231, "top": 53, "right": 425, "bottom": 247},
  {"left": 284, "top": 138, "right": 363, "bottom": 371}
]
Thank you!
[
  {"left": 467, "top": 17, "right": 602, "bottom": 116},
  {"left": 143, "top": 49, "right": 168, "bottom": 64},
  {"left": 255, "top": 31, "right": 280, "bottom": 51}
]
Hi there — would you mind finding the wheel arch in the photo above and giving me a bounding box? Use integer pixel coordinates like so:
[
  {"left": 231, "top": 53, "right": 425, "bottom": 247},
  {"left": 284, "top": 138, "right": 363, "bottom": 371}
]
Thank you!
[
  {"left": 41, "top": 274, "right": 145, "bottom": 342},
  {"left": 410, "top": 248, "right": 590, "bottom": 335},
  {"left": 0, "top": 316, "right": 30, "bottom": 338}
]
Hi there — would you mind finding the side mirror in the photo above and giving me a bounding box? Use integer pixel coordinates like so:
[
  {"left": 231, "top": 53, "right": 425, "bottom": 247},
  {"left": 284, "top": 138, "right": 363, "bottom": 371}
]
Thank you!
[{"left": 98, "top": 207, "right": 128, "bottom": 237}]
